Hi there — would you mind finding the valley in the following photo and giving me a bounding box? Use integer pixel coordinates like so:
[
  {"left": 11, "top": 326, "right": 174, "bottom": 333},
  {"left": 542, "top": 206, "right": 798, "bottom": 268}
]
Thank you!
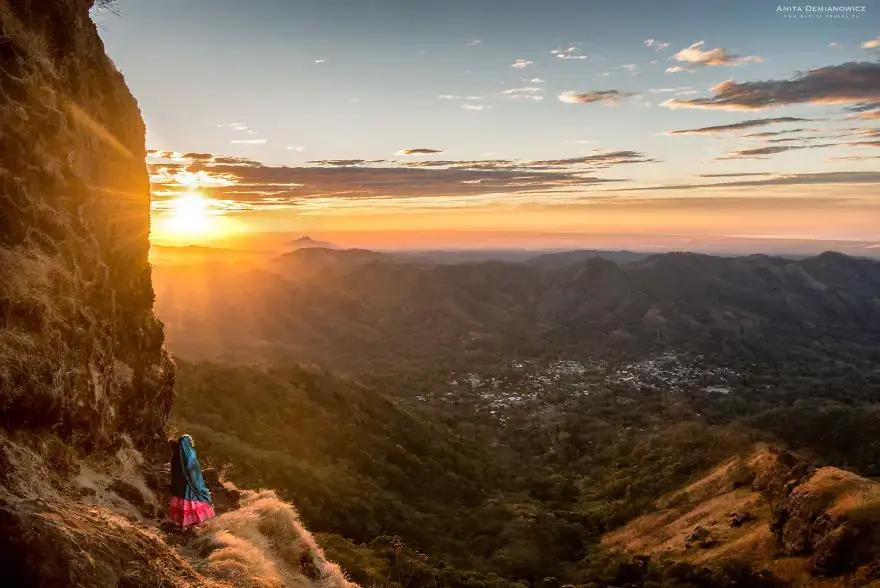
[{"left": 152, "top": 243, "right": 880, "bottom": 586}]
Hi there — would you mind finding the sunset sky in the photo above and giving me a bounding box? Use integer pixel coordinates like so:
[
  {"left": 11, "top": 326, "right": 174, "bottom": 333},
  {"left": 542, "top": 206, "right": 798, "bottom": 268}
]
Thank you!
[{"left": 96, "top": 0, "right": 880, "bottom": 251}]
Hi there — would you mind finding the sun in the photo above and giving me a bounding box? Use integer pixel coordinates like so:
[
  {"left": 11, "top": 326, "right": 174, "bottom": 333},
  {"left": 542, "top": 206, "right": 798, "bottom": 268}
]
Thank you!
[
  {"left": 151, "top": 192, "right": 246, "bottom": 246},
  {"left": 165, "top": 192, "right": 213, "bottom": 236}
]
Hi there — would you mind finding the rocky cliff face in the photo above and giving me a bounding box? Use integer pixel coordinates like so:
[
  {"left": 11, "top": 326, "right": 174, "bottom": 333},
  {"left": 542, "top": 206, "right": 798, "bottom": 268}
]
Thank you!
[
  {"left": 0, "top": 6, "right": 357, "bottom": 587},
  {"left": 0, "top": 0, "right": 174, "bottom": 452}
]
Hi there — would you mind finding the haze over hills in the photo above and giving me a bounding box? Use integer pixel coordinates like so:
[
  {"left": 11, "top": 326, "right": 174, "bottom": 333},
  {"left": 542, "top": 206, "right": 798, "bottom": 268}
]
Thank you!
[{"left": 152, "top": 246, "right": 880, "bottom": 372}]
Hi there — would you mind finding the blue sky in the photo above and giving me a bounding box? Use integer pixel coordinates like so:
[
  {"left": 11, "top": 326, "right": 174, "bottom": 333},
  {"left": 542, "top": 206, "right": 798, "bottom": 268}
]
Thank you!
[{"left": 95, "top": 0, "right": 880, "bottom": 247}]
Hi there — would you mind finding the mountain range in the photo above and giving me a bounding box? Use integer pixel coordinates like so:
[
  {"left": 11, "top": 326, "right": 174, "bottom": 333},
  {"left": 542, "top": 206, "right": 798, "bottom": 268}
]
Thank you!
[{"left": 152, "top": 247, "right": 880, "bottom": 371}]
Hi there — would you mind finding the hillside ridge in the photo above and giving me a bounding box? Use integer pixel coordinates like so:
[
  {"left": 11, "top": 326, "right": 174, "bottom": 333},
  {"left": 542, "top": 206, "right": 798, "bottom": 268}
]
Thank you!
[{"left": 604, "top": 444, "right": 880, "bottom": 585}]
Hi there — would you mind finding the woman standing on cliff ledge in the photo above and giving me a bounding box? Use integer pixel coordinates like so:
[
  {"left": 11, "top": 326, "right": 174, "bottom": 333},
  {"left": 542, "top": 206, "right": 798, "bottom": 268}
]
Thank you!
[{"left": 170, "top": 434, "right": 216, "bottom": 527}]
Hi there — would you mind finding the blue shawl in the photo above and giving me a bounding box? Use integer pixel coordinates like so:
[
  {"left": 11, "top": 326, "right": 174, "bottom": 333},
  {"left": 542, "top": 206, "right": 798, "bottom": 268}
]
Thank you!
[{"left": 171, "top": 434, "right": 213, "bottom": 504}]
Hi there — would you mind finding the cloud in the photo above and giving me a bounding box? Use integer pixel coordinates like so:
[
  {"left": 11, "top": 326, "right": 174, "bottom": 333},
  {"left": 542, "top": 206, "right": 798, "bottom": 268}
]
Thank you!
[
  {"left": 286, "top": 146, "right": 305, "bottom": 152},
  {"left": 666, "top": 116, "right": 813, "bottom": 135},
  {"left": 551, "top": 46, "right": 588, "bottom": 61},
  {"left": 558, "top": 90, "right": 637, "bottom": 105},
  {"left": 663, "top": 61, "right": 880, "bottom": 110},
  {"left": 216, "top": 123, "right": 249, "bottom": 132},
  {"left": 315, "top": 59, "right": 325, "bottom": 64},
  {"left": 511, "top": 59, "right": 533, "bottom": 69},
  {"left": 212, "top": 156, "right": 263, "bottom": 166},
  {"left": 308, "top": 159, "right": 369, "bottom": 166},
  {"left": 610, "top": 171, "right": 880, "bottom": 191},
  {"left": 525, "top": 150, "right": 656, "bottom": 167},
  {"left": 621, "top": 64, "right": 638, "bottom": 73},
  {"left": 828, "top": 155, "right": 880, "bottom": 162},
  {"left": 147, "top": 152, "right": 636, "bottom": 210},
  {"left": 863, "top": 35, "right": 880, "bottom": 49},
  {"left": 848, "top": 101, "right": 880, "bottom": 112},
  {"left": 695, "top": 172, "right": 777, "bottom": 178},
  {"left": 396, "top": 148, "right": 443, "bottom": 156},
  {"left": 830, "top": 42, "right": 844, "bottom": 49},
  {"left": 645, "top": 39, "right": 671, "bottom": 51},
  {"left": 439, "top": 94, "right": 491, "bottom": 110},
  {"left": 666, "top": 66, "right": 694, "bottom": 74},
  {"left": 528, "top": 78, "right": 546, "bottom": 84},
  {"left": 671, "top": 41, "right": 764, "bottom": 67},
  {"left": 230, "top": 139, "right": 267, "bottom": 145},
  {"left": 182, "top": 152, "right": 214, "bottom": 160},
  {"left": 438, "top": 94, "right": 481, "bottom": 101},
  {"left": 499, "top": 87, "right": 544, "bottom": 101},
  {"left": 742, "top": 128, "right": 815, "bottom": 138},
  {"left": 467, "top": 40, "right": 482, "bottom": 46},
  {"left": 716, "top": 143, "right": 838, "bottom": 160},
  {"left": 845, "top": 102, "right": 880, "bottom": 119}
]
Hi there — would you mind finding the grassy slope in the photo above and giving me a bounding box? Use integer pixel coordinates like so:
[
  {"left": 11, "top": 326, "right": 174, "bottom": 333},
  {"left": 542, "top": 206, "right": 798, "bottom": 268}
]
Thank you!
[{"left": 169, "top": 361, "right": 497, "bottom": 558}]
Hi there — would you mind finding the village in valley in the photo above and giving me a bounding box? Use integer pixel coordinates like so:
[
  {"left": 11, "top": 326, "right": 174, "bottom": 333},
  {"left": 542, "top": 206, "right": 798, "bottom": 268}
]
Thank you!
[{"left": 414, "top": 354, "right": 741, "bottom": 422}]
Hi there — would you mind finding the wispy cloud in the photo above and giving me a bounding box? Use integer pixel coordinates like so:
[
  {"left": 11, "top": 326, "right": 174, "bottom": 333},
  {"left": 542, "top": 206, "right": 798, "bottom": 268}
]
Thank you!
[
  {"left": 827, "top": 155, "right": 880, "bottom": 162},
  {"left": 511, "top": 58, "right": 533, "bottom": 69},
  {"left": 467, "top": 39, "right": 482, "bottom": 46},
  {"left": 666, "top": 116, "right": 813, "bottom": 135},
  {"left": 716, "top": 143, "right": 838, "bottom": 160},
  {"left": 610, "top": 171, "right": 880, "bottom": 191},
  {"left": 663, "top": 61, "right": 880, "bottom": 110},
  {"left": 558, "top": 90, "right": 637, "bottom": 105},
  {"left": 397, "top": 148, "right": 443, "bottom": 156},
  {"left": 551, "top": 46, "right": 589, "bottom": 60},
  {"left": 668, "top": 41, "right": 764, "bottom": 73},
  {"left": 147, "top": 152, "right": 638, "bottom": 210},
  {"left": 286, "top": 146, "right": 305, "bottom": 152},
  {"left": 696, "top": 172, "right": 777, "bottom": 178},
  {"left": 499, "top": 87, "right": 544, "bottom": 101},
  {"left": 525, "top": 150, "right": 656, "bottom": 167},
  {"left": 830, "top": 42, "right": 844, "bottom": 49},
  {"left": 438, "top": 94, "right": 491, "bottom": 110},
  {"left": 230, "top": 139, "right": 268, "bottom": 145},
  {"left": 849, "top": 110, "right": 880, "bottom": 120},
  {"left": 650, "top": 87, "right": 693, "bottom": 95},
  {"left": 644, "top": 39, "right": 670, "bottom": 51},
  {"left": 217, "top": 122, "right": 249, "bottom": 132},
  {"left": 743, "top": 128, "right": 817, "bottom": 138},
  {"left": 438, "top": 94, "right": 482, "bottom": 101},
  {"left": 863, "top": 35, "right": 880, "bottom": 49},
  {"left": 182, "top": 152, "right": 214, "bottom": 161},
  {"left": 528, "top": 77, "right": 546, "bottom": 84},
  {"left": 315, "top": 58, "right": 325, "bottom": 64}
]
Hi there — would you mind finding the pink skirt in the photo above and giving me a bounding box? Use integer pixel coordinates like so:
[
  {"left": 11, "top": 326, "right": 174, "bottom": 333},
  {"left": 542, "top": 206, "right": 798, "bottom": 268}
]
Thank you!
[{"left": 169, "top": 496, "right": 216, "bottom": 527}]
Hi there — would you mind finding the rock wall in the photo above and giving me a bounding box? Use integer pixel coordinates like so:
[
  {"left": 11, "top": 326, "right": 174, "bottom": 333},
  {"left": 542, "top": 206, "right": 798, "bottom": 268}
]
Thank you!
[
  {"left": 754, "top": 447, "right": 880, "bottom": 576},
  {"left": 0, "top": 0, "right": 173, "bottom": 452}
]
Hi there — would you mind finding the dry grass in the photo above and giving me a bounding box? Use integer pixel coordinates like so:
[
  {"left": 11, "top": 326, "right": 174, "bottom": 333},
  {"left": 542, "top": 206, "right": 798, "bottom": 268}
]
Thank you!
[
  {"left": 798, "top": 467, "right": 880, "bottom": 519},
  {"left": 602, "top": 445, "right": 880, "bottom": 586},
  {"left": 192, "top": 490, "right": 357, "bottom": 588}
]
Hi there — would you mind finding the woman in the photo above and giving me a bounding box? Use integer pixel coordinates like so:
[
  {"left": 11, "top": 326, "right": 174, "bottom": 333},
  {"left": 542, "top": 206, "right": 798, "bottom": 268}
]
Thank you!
[{"left": 170, "top": 434, "right": 216, "bottom": 528}]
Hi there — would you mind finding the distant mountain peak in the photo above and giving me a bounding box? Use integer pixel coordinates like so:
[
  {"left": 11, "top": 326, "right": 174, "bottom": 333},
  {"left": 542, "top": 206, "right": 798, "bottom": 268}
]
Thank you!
[{"left": 288, "top": 236, "right": 338, "bottom": 250}]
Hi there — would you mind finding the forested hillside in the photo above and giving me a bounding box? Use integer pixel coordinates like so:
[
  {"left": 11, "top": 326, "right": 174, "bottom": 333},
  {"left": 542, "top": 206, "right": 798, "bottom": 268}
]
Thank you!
[{"left": 154, "top": 249, "right": 880, "bottom": 372}]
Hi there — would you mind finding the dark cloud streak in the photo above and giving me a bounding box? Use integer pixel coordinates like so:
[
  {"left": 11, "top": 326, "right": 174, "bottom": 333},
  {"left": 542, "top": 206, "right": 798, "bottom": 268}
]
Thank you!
[{"left": 663, "top": 61, "right": 880, "bottom": 110}]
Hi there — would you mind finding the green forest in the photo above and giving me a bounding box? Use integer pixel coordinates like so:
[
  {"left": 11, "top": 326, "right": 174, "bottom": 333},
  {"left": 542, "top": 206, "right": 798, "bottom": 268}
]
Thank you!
[{"left": 170, "top": 351, "right": 880, "bottom": 587}]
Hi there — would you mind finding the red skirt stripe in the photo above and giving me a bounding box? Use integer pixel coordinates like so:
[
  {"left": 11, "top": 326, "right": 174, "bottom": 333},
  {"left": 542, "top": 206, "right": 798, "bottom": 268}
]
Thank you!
[{"left": 170, "top": 496, "right": 216, "bottom": 527}]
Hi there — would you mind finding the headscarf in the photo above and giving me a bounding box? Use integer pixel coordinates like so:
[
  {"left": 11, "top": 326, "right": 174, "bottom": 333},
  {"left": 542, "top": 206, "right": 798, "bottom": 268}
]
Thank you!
[{"left": 170, "top": 434, "right": 213, "bottom": 503}]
